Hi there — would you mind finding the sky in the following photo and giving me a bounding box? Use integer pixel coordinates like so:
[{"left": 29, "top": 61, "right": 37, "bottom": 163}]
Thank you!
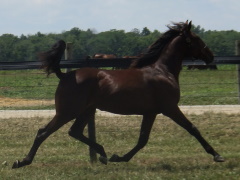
[{"left": 0, "top": 0, "right": 240, "bottom": 36}]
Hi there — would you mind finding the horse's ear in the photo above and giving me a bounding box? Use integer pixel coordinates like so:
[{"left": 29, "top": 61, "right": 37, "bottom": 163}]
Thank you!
[{"left": 188, "top": 21, "right": 192, "bottom": 31}]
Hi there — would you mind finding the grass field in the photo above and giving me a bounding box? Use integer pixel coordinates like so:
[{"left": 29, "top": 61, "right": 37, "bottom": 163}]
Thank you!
[
  {"left": 0, "top": 113, "right": 239, "bottom": 179},
  {"left": 0, "top": 65, "right": 239, "bottom": 109},
  {"left": 179, "top": 65, "right": 239, "bottom": 105}
]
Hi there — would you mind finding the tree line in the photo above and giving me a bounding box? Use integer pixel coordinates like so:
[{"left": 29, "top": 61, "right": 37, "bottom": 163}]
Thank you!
[{"left": 0, "top": 25, "right": 240, "bottom": 62}]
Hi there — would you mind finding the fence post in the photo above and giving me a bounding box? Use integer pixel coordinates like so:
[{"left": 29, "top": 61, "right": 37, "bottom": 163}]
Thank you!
[
  {"left": 88, "top": 110, "right": 97, "bottom": 163},
  {"left": 235, "top": 40, "right": 240, "bottom": 104},
  {"left": 65, "top": 42, "right": 73, "bottom": 73}
]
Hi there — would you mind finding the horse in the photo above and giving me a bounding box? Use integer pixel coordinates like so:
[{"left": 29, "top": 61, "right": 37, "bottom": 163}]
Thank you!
[
  {"left": 187, "top": 64, "right": 218, "bottom": 70},
  {"left": 93, "top": 53, "right": 117, "bottom": 59},
  {"left": 122, "top": 55, "right": 141, "bottom": 58},
  {"left": 93, "top": 53, "right": 118, "bottom": 69},
  {"left": 12, "top": 21, "right": 224, "bottom": 169}
]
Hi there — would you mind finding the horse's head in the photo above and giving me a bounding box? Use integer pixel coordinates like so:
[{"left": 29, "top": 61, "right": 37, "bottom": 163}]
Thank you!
[
  {"left": 130, "top": 21, "right": 214, "bottom": 69},
  {"left": 181, "top": 21, "right": 214, "bottom": 64}
]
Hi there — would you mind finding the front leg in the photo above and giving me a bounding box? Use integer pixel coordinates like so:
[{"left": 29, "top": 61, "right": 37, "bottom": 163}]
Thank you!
[
  {"left": 163, "top": 106, "right": 224, "bottom": 162},
  {"left": 109, "top": 114, "right": 156, "bottom": 162},
  {"left": 109, "top": 154, "right": 126, "bottom": 162}
]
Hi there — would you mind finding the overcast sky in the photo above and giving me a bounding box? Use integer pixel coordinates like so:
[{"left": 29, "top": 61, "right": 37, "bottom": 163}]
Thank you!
[{"left": 1, "top": 0, "right": 240, "bottom": 36}]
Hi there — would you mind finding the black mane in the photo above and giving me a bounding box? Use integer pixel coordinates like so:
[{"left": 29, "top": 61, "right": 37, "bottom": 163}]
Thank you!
[{"left": 130, "top": 22, "right": 187, "bottom": 68}]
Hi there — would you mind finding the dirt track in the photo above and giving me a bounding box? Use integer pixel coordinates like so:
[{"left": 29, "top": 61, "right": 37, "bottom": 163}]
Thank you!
[
  {"left": 0, "top": 97, "right": 54, "bottom": 107},
  {"left": 0, "top": 97, "right": 239, "bottom": 118},
  {"left": 0, "top": 105, "right": 239, "bottom": 119}
]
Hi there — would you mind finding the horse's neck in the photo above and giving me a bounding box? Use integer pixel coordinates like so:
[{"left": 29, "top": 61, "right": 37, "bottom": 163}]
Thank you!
[{"left": 155, "top": 39, "right": 187, "bottom": 82}]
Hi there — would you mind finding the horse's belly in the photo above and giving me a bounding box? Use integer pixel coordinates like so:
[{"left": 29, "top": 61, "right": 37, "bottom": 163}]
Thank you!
[
  {"left": 96, "top": 95, "right": 163, "bottom": 115},
  {"left": 97, "top": 104, "right": 156, "bottom": 115}
]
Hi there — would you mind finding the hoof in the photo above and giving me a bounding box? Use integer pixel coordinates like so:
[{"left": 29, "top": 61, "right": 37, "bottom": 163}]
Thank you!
[
  {"left": 214, "top": 155, "right": 225, "bottom": 162},
  {"left": 99, "top": 156, "right": 108, "bottom": 165},
  {"left": 12, "top": 160, "right": 20, "bottom": 169},
  {"left": 109, "top": 154, "right": 120, "bottom": 162}
]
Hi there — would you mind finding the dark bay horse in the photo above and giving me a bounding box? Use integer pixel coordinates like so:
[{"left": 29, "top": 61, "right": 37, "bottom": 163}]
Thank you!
[
  {"left": 187, "top": 64, "right": 218, "bottom": 70},
  {"left": 12, "top": 21, "right": 224, "bottom": 169},
  {"left": 122, "top": 55, "right": 141, "bottom": 58},
  {"left": 93, "top": 53, "right": 117, "bottom": 59},
  {"left": 93, "top": 53, "right": 118, "bottom": 69}
]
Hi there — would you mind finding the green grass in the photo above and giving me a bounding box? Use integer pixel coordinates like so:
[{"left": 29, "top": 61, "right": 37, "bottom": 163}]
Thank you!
[
  {"left": 0, "top": 70, "right": 58, "bottom": 100},
  {"left": 179, "top": 65, "right": 239, "bottom": 105},
  {"left": 0, "top": 113, "right": 239, "bottom": 179},
  {"left": 0, "top": 65, "right": 239, "bottom": 110}
]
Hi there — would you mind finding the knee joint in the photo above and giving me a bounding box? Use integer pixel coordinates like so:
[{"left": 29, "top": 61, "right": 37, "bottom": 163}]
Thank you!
[
  {"left": 190, "top": 125, "right": 201, "bottom": 135},
  {"left": 36, "top": 127, "right": 47, "bottom": 139},
  {"left": 37, "top": 127, "right": 45, "bottom": 134},
  {"left": 138, "top": 135, "right": 149, "bottom": 149}
]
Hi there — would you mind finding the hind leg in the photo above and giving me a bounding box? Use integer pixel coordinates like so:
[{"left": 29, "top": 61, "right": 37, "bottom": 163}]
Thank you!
[
  {"left": 68, "top": 108, "right": 108, "bottom": 164},
  {"left": 12, "top": 114, "right": 70, "bottom": 169}
]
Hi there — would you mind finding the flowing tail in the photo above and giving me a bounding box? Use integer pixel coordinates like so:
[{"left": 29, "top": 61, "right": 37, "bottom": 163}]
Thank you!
[{"left": 39, "top": 40, "right": 66, "bottom": 79}]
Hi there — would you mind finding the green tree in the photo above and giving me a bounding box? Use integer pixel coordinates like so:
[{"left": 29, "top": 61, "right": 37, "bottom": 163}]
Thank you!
[
  {"left": 0, "top": 34, "right": 18, "bottom": 61},
  {"left": 141, "top": 27, "right": 151, "bottom": 36},
  {"left": 191, "top": 25, "right": 205, "bottom": 37},
  {"left": 0, "top": 25, "right": 240, "bottom": 62}
]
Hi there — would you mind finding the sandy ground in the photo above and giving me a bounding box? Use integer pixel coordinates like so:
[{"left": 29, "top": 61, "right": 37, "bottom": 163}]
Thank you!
[
  {"left": 0, "top": 105, "right": 239, "bottom": 119},
  {"left": 0, "top": 97, "right": 54, "bottom": 107}
]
